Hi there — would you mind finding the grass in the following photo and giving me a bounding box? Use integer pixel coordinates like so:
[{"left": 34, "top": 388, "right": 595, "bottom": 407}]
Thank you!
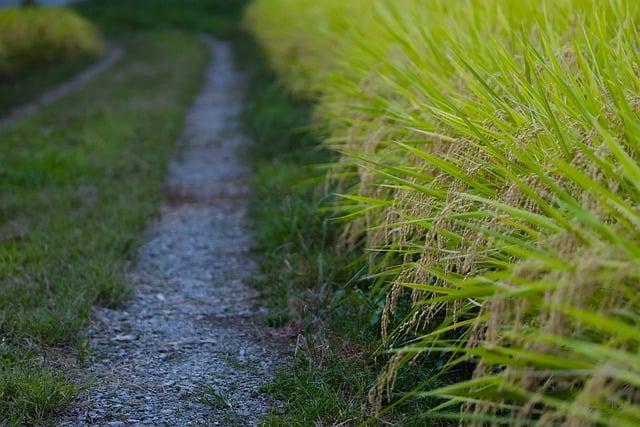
[
  {"left": 246, "top": 0, "right": 640, "bottom": 425},
  {"left": 234, "top": 4, "right": 468, "bottom": 424},
  {"left": 0, "top": 26, "right": 207, "bottom": 425},
  {"left": 0, "top": 344, "right": 77, "bottom": 425},
  {"left": 0, "top": 0, "right": 268, "bottom": 423},
  {"left": 9, "top": 0, "right": 632, "bottom": 424},
  {"left": 261, "top": 354, "right": 375, "bottom": 426},
  {"left": 194, "top": 384, "right": 233, "bottom": 410}
]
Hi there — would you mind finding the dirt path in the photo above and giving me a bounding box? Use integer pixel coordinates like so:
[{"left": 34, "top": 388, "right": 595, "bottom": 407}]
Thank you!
[
  {"left": 0, "top": 46, "right": 123, "bottom": 129},
  {"left": 60, "top": 38, "right": 285, "bottom": 426}
]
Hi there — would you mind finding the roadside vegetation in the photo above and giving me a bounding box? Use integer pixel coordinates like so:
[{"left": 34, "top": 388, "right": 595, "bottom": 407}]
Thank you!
[
  {"left": 236, "top": 35, "right": 379, "bottom": 425},
  {"left": 246, "top": 0, "right": 640, "bottom": 425},
  {"left": 0, "top": 7, "right": 104, "bottom": 116},
  {"left": 236, "top": 23, "right": 445, "bottom": 427}
]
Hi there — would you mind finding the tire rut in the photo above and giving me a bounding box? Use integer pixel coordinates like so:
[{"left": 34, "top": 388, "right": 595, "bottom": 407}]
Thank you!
[{"left": 0, "top": 45, "right": 123, "bottom": 130}]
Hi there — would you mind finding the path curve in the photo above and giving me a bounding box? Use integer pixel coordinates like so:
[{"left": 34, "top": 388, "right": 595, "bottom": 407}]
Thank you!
[
  {"left": 0, "top": 45, "right": 123, "bottom": 129},
  {"left": 60, "top": 38, "right": 285, "bottom": 426}
]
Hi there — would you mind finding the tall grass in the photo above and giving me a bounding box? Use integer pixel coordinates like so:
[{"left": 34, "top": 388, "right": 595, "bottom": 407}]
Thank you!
[
  {"left": 0, "top": 7, "right": 104, "bottom": 78},
  {"left": 246, "top": 0, "right": 640, "bottom": 424}
]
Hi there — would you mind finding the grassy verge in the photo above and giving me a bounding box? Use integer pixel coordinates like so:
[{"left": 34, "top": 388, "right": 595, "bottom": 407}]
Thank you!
[
  {"left": 0, "top": 29, "right": 207, "bottom": 425},
  {"left": 235, "top": 34, "right": 409, "bottom": 426}
]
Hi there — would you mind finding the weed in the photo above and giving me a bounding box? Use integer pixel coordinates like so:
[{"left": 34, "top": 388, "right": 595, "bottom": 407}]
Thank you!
[{"left": 194, "top": 384, "right": 232, "bottom": 410}]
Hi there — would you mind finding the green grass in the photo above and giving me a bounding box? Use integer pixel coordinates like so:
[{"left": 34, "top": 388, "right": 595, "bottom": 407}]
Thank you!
[
  {"left": 237, "top": 25, "right": 461, "bottom": 426},
  {"left": 196, "top": 386, "right": 232, "bottom": 410},
  {"left": 0, "top": 344, "right": 77, "bottom": 426},
  {"left": 246, "top": 0, "right": 640, "bottom": 425},
  {"left": 0, "top": 29, "right": 207, "bottom": 425},
  {"left": 235, "top": 33, "right": 428, "bottom": 426},
  {"left": 261, "top": 354, "right": 375, "bottom": 426},
  {"left": 235, "top": 13, "right": 467, "bottom": 426}
]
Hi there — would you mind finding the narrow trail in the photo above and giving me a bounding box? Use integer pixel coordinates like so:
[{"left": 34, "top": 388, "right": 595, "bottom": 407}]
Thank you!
[
  {"left": 61, "top": 39, "right": 285, "bottom": 426},
  {"left": 0, "top": 46, "right": 123, "bottom": 129}
]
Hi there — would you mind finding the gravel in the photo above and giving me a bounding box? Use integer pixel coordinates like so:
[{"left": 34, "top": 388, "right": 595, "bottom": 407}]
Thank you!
[{"left": 59, "top": 38, "right": 286, "bottom": 426}]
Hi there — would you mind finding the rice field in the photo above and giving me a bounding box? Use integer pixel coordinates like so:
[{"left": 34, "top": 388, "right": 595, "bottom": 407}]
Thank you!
[
  {"left": 0, "top": 7, "right": 103, "bottom": 78},
  {"left": 245, "top": 0, "right": 640, "bottom": 424}
]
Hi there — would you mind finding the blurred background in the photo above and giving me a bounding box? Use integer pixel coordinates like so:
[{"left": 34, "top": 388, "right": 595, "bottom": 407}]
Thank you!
[{"left": 0, "top": 0, "right": 74, "bottom": 6}]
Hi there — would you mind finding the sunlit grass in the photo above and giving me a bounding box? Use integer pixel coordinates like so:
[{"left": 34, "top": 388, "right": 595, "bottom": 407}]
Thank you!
[{"left": 246, "top": 0, "right": 640, "bottom": 424}]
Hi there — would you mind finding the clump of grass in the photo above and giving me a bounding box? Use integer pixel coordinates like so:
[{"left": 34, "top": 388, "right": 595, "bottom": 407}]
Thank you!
[
  {"left": 246, "top": 0, "right": 640, "bottom": 424},
  {"left": 191, "top": 384, "right": 245, "bottom": 425},
  {"left": 194, "top": 384, "right": 232, "bottom": 410},
  {"left": 0, "top": 7, "right": 104, "bottom": 78},
  {"left": 262, "top": 353, "right": 375, "bottom": 426},
  {"left": 0, "top": 344, "right": 77, "bottom": 425}
]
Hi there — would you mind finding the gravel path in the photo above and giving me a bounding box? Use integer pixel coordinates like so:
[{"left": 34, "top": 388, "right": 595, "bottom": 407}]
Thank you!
[
  {"left": 60, "top": 38, "right": 285, "bottom": 426},
  {"left": 0, "top": 45, "right": 123, "bottom": 129}
]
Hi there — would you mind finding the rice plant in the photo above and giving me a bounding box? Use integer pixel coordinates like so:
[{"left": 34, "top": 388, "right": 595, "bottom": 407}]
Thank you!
[
  {"left": 246, "top": 0, "right": 640, "bottom": 424},
  {"left": 0, "top": 7, "right": 104, "bottom": 78}
]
